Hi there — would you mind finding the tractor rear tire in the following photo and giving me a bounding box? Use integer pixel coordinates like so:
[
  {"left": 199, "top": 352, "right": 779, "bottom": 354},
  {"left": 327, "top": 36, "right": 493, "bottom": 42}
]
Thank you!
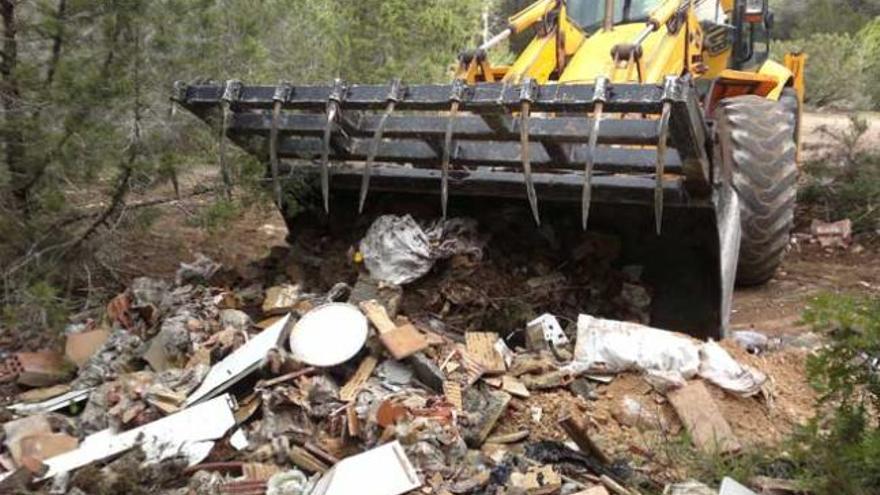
[{"left": 716, "top": 94, "right": 798, "bottom": 287}]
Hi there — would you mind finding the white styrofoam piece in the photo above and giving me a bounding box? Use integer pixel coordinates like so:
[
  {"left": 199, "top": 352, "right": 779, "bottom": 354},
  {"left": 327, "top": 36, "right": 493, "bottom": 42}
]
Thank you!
[
  {"left": 720, "top": 477, "right": 757, "bottom": 495},
  {"left": 310, "top": 441, "right": 421, "bottom": 495},
  {"left": 41, "top": 394, "right": 236, "bottom": 479},
  {"left": 527, "top": 313, "right": 569, "bottom": 346},
  {"left": 7, "top": 388, "right": 93, "bottom": 415}
]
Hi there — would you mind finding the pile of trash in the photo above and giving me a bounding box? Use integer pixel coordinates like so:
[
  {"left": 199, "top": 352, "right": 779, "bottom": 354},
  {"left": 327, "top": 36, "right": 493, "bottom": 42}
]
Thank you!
[{"left": 0, "top": 216, "right": 802, "bottom": 495}]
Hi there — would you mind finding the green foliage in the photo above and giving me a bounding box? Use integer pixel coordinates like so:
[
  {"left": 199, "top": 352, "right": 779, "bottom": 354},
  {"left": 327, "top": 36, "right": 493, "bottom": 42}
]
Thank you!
[
  {"left": 189, "top": 198, "right": 242, "bottom": 231},
  {"left": 0, "top": 0, "right": 486, "bottom": 335},
  {"left": 771, "top": 0, "right": 880, "bottom": 40},
  {"left": 769, "top": 0, "right": 880, "bottom": 110},
  {"left": 790, "top": 293, "right": 880, "bottom": 494},
  {"left": 800, "top": 116, "right": 880, "bottom": 232},
  {"left": 772, "top": 33, "right": 871, "bottom": 109},
  {"left": 860, "top": 18, "right": 880, "bottom": 108}
]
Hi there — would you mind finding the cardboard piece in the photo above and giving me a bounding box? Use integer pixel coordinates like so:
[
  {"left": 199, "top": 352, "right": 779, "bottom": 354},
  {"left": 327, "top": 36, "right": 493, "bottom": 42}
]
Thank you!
[
  {"left": 310, "top": 441, "right": 421, "bottom": 495},
  {"left": 668, "top": 381, "right": 741, "bottom": 454}
]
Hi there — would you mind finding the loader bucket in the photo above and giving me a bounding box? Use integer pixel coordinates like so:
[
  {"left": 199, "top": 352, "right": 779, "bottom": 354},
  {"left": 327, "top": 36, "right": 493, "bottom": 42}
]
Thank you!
[{"left": 172, "top": 76, "right": 740, "bottom": 340}]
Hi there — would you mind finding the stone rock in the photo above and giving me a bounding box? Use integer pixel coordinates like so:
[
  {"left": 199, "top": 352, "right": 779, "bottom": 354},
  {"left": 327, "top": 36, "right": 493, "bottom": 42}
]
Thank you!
[{"left": 219, "top": 309, "right": 252, "bottom": 332}]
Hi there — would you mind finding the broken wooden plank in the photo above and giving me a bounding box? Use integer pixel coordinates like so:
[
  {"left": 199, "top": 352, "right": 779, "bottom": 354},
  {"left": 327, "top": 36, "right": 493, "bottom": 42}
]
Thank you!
[
  {"left": 501, "top": 375, "right": 530, "bottom": 398},
  {"left": 360, "top": 301, "right": 428, "bottom": 359},
  {"left": 379, "top": 324, "right": 429, "bottom": 360},
  {"left": 465, "top": 332, "right": 506, "bottom": 374},
  {"left": 667, "top": 380, "right": 741, "bottom": 454},
  {"left": 339, "top": 356, "right": 378, "bottom": 402},
  {"left": 443, "top": 381, "right": 463, "bottom": 412},
  {"left": 288, "top": 445, "right": 329, "bottom": 473},
  {"left": 359, "top": 300, "right": 397, "bottom": 334},
  {"left": 463, "top": 389, "right": 511, "bottom": 447},
  {"left": 558, "top": 412, "right": 611, "bottom": 465}
]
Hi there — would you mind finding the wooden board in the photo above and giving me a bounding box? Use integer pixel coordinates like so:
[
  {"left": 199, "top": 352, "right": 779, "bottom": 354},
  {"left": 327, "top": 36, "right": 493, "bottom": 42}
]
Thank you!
[
  {"left": 359, "top": 300, "right": 397, "bottom": 334},
  {"left": 443, "top": 381, "right": 463, "bottom": 412},
  {"left": 501, "top": 375, "right": 531, "bottom": 398},
  {"left": 558, "top": 412, "right": 610, "bottom": 465},
  {"left": 339, "top": 356, "right": 378, "bottom": 402},
  {"left": 465, "top": 332, "right": 506, "bottom": 374},
  {"left": 667, "top": 381, "right": 741, "bottom": 454},
  {"left": 379, "top": 324, "right": 429, "bottom": 360}
]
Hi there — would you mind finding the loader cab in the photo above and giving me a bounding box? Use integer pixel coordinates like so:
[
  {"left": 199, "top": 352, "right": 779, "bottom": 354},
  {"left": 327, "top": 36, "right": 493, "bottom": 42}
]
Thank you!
[
  {"left": 731, "top": 0, "right": 773, "bottom": 69},
  {"left": 566, "top": 0, "right": 663, "bottom": 31}
]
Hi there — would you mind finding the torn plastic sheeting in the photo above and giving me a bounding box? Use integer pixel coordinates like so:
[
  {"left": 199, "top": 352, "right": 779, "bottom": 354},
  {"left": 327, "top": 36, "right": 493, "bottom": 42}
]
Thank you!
[
  {"left": 567, "top": 315, "right": 701, "bottom": 381},
  {"left": 359, "top": 215, "right": 485, "bottom": 285},
  {"left": 360, "top": 215, "right": 434, "bottom": 285},
  {"left": 700, "top": 340, "right": 766, "bottom": 397},
  {"left": 40, "top": 393, "right": 237, "bottom": 479},
  {"left": 310, "top": 440, "right": 421, "bottom": 495},
  {"left": 184, "top": 314, "right": 291, "bottom": 406},
  {"left": 568, "top": 315, "right": 767, "bottom": 396}
]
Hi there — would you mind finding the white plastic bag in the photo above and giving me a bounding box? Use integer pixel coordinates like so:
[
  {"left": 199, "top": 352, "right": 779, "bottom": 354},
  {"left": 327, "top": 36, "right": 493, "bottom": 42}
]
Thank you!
[
  {"left": 699, "top": 340, "right": 766, "bottom": 397},
  {"left": 567, "top": 315, "right": 701, "bottom": 382},
  {"left": 360, "top": 215, "right": 434, "bottom": 285}
]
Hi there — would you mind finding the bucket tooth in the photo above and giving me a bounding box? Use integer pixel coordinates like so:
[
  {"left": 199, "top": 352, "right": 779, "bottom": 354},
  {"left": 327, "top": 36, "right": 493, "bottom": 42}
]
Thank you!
[
  {"left": 321, "top": 79, "right": 347, "bottom": 213},
  {"left": 441, "top": 80, "right": 467, "bottom": 219},
  {"left": 519, "top": 78, "right": 540, "bottom": 226},
  {"left": 218, "top": 80, "right": 242, "bottom": 200},
  {"left": 269, "top": 83, "right": 291, "bottom": 209},
  {"left": 359, "top": 79, "right": 405, "bottom": 213},
  {"left": 582, "top": 76, "right": 608, "bottom": 230},
  {"left": 655, "top": 76, "right": 676, "bottom": 235}
]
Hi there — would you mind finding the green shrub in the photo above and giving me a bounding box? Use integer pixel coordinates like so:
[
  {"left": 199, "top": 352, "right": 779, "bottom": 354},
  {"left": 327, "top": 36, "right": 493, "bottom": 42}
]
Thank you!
[
  {"left": 773, "top": 33, "right": 871, "bottom": 109},
  {"left": 790, "top": 293, "right": 880, "bottom": 494}
]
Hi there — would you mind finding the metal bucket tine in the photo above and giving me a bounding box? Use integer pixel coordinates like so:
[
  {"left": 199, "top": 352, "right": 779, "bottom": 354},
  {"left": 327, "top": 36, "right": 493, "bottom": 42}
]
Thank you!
[
  {"left": 359, "top": 79, "right": 404, "bottom": 214},
  {"left": 655, "top": 101, "right": 671, "bottom": 235},
  {"left": 582, "top": 76, "right": 608, "bottom": 230},
  {"left": 321, "top": 79, "right": 347, "bottom": 214},
  {"left": 219, "top": 80, "right": 242, "bottom": 201},
  {"left": 519, "top": 78, "right": 540, "bottom": 226},
  {"left": 655, "top": 77, "right": 677, "bottom": 235},
  {"left": 270, "top": 83, "right": 291, "bottom": 210},
  {"left": 442, "top": 80, "right": 467, "bottom": 219},
  {"left": 320, "top": 104, "right": 336, "bottom": 213}
]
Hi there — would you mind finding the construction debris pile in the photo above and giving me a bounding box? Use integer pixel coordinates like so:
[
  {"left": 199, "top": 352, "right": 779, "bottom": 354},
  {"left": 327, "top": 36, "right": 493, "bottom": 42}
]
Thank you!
[{"left": 0, "top": 216, "right": 815, "bottom": 495}]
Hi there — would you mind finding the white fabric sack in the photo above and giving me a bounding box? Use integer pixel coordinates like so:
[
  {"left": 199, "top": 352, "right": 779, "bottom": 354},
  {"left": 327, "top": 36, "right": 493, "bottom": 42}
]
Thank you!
[{"left": 567, "top": 315, "right": 701, "bottom": 382}]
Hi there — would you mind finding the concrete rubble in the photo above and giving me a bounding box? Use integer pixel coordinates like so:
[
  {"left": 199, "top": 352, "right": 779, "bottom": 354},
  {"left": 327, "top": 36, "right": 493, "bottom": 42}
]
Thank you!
[{"left": 0, "top": 217, "right": 802, "bottom": 494}]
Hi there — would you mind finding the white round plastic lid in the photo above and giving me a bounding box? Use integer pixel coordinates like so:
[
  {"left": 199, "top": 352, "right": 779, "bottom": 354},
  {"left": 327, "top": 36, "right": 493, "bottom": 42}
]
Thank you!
[{"left": 289, "top": 303, "right": 368, "bottom": 367}]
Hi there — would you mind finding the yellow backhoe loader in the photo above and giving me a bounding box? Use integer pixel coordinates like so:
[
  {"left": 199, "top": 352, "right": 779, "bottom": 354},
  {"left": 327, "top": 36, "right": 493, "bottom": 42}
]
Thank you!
[{"left": 173, "top": 0, "right": 805, "bottom": 339}]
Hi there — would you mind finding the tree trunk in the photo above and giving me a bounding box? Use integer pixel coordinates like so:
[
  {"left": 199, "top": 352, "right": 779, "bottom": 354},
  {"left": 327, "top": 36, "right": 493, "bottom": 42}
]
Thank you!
[{"left": 0, "top": 0, "right": 28, "bottom": 211}]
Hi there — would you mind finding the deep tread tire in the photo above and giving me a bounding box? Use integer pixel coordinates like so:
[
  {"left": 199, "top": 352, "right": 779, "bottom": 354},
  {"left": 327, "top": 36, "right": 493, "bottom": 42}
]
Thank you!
[{"left": 717, "top": 94, "right": 798, "bottom": 286}]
